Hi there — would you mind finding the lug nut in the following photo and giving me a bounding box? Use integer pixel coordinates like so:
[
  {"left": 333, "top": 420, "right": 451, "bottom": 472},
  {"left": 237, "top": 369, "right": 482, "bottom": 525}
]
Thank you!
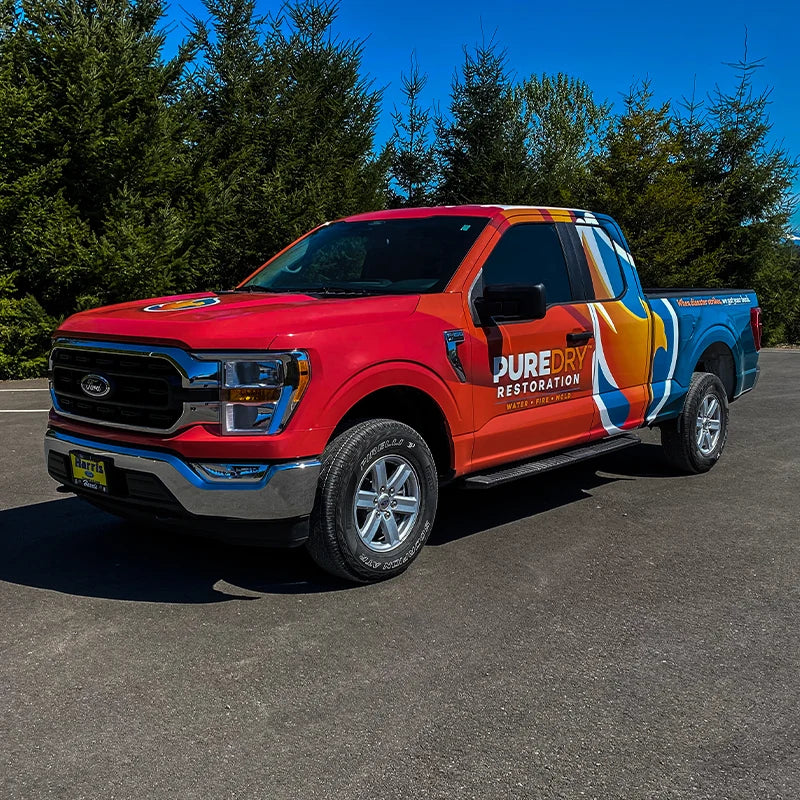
[
  {"left": 391, "top": 500, "right": 397, "bottom": 507},
  {"left": 383, "top": 511, "right": 390, "bottom": 519}
]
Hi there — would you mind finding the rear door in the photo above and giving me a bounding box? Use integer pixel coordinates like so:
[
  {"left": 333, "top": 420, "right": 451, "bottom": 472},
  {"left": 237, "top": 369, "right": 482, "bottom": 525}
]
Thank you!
[{"left": 465, "top": 219, "right": 597, "bottom": 471}]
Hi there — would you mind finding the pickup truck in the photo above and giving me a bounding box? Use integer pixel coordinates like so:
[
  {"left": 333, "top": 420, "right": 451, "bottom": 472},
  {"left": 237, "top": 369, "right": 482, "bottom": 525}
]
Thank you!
[{"left": 44, "top": 205, "right": 762, "bottom": 582}]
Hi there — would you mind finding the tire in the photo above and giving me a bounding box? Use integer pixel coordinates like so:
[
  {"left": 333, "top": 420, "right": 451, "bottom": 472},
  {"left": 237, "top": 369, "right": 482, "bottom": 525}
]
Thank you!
[
  {"left": 307, "top": 419, "right": 438, "bottom": 583},
  {"left": 660, "top": 371, "right": 729, "bottom": 474}
]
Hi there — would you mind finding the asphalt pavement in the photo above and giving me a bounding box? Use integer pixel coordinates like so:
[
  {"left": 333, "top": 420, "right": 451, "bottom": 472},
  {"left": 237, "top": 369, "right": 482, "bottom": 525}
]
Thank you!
[{"left": 1, "top": 351, "right": 798, "bottom": 799}]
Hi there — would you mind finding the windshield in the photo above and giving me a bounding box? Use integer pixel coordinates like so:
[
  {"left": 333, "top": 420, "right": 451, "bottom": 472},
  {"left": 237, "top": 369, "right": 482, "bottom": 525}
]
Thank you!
[{"left": 240, "top": 216, "right": 490, "bottom": 295}]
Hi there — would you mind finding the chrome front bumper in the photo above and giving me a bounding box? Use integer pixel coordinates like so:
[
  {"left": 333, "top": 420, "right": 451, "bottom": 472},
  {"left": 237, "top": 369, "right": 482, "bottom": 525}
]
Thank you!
[{"left": 45, "top": 430, "right": 321, "bottom": 521}]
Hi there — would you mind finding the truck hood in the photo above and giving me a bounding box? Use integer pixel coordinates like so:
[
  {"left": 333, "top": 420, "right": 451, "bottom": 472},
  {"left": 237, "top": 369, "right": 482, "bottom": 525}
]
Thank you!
[{"left": 56, "top": 291, "right": 420, "bottom": 350}]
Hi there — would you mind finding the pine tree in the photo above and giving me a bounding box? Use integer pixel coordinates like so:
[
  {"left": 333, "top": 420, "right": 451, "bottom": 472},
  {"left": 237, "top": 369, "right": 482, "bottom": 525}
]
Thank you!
[
  {"left": 435, "top": 38, "right": 532, "bottom": 205},
  {"left": 185, "top": 0, "right": 278, "bottom": 288},
  {"left": 385, "top": 55, "right": 437, "bottom": 207},
  {"left": 755, "top": 239, "right": 800, "bottom": 344},
  {"left": 590, "top": 82, "right": 706, "bottom": 287},
  {"left": 0, "top": 0, "right": 193, "bottom": 376},
  {"left": 2, "top": 0, "right": 193, "bottom": 312},
  {"left": 265, "top": 1, "right": 385, "bottom": 246},
  {"left": 700, "top": 45, "right": 797, "bottom": 289},
  {"left": 189, "top": 0, "right": 384, "bottom": 287},
  {"left": 0, "top": 0, "right": 55, "bottom": 377}
]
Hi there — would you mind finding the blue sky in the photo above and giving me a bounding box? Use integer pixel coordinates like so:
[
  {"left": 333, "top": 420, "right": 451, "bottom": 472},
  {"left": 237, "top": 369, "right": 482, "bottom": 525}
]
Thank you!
[{"left": 165, "top": 0, "right": 800, "bottom": 231}]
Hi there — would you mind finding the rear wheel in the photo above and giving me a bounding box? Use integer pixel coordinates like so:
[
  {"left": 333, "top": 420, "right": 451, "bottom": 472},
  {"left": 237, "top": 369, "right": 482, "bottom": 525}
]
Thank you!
[
  {"left": 660, "top": 371, "right": 729, "bottom": 474},
  {"left": 307, "top": 419, "right": 438, "bottom": 582}
]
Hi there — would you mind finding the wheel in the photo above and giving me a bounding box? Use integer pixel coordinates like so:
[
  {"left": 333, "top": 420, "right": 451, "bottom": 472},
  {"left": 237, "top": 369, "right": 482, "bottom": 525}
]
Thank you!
[
  {"left": 307, "top": 419, "right": 439, "bottom": 582},
  {"left": 660, "top": 371, "right": 729, "bottom": 474}
]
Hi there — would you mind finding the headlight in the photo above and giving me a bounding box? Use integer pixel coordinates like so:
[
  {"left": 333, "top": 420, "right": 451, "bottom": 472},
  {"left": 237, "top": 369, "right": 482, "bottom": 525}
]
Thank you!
[{"left": 220, "top": 352, "right": 310, "bottom": 435}]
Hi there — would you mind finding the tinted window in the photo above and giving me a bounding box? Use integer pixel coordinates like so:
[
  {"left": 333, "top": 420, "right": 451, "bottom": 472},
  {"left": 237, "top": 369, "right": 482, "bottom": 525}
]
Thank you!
[
  {"left": 242, "top": 216, "right": 490, "bottom": 295},
  {"left": 481, "top": 223, "right": 573, "bottom": 304}
]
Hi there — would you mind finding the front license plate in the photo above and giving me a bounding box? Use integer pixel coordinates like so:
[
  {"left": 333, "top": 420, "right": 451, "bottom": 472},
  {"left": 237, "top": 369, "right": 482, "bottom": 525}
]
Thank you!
[{"left": 70, "top": 451, "right": 110, "bottom": 493}]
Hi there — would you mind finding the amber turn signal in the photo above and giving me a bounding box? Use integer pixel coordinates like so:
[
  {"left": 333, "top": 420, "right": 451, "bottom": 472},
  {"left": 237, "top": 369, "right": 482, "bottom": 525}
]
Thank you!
[{"left": 222, "top": 387, "right": 281, "bottom": 403}]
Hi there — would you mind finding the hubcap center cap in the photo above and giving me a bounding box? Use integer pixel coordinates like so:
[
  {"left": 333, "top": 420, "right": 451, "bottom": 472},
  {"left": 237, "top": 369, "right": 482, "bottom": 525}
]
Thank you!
[{"left": 378, "top": 495, "right": 391, "bottom": 510}]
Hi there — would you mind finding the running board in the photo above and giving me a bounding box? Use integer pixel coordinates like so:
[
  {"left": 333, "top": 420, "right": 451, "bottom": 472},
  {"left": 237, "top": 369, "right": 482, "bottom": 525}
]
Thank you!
[{"left": 463, "top": 434, "right": 641, "bottom": 489}]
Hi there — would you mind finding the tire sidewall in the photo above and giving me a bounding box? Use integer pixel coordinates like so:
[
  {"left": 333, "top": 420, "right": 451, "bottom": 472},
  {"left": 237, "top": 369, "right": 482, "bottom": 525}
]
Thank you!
[
  {"left": 684, "top": 374, "right": 729, "bottom": 471},
  {"left": 330, "top": 424, "right": 438, "bottom": 580}
]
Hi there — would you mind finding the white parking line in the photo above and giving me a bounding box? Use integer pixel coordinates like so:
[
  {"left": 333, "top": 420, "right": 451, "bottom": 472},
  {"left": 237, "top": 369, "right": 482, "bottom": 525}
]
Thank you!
[
  {"left": 0, "top": 409, "right": 50, "bottom": 413},
  {"left": 0, "top": 388, "right": 50, "bottom": 392}
]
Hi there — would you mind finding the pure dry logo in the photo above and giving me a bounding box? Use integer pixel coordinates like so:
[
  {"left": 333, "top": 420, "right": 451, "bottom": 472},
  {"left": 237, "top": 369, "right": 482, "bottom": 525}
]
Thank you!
[{"left": 493, "top": 346, "right": 589, "bottom": 399}]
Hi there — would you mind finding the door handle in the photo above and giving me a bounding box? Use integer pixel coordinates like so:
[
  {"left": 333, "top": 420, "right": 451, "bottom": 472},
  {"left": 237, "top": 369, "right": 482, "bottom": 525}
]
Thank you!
[{"left": 566, "top": 330, "right": 594, "bottom": 346}]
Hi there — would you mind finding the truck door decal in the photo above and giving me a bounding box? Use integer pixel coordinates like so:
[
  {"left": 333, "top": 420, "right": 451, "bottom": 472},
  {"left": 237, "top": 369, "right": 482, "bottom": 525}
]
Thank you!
[
  {"left": 578, "top": 224, "right": 652, "bottom": 436},
  {"left": 646, "top": 298, "right": 679, "bottom": 422},
  {"left": 577, "top": 225, "right": 626, "bottom": 300}
]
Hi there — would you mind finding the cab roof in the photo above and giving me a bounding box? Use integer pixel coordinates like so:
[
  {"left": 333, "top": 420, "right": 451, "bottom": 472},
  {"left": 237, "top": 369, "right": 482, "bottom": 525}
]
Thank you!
[{"left": 342, "top": 204, "right": 601, "bottom": 225}]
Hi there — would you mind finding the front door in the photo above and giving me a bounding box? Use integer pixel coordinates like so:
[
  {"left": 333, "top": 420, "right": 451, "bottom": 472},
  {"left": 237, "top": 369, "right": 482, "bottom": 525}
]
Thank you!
[{"left": 466, "top": 221, "right": 596, "bottom": 471}]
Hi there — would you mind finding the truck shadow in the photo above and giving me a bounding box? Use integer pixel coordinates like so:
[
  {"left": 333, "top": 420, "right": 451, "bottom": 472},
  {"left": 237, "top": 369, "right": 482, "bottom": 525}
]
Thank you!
[
  {"left": 0, "top": 443, "right": 673, "bottom": 603},
  {"left": 431, "top": 442, "right": 676, "bottom": 546}
]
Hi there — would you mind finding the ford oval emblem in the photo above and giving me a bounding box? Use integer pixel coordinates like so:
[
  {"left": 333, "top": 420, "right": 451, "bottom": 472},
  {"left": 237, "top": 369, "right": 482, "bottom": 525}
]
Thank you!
[{"left": 80, "top": 373, "right": 111, "bottom": 398}]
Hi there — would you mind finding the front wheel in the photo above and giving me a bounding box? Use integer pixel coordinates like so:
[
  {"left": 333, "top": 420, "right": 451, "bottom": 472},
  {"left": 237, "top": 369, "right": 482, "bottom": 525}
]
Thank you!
[
  {"left": 660, "top": 371, "right": 729, "bottom": 474},
  {"left": 307, "top": 419, "right": 438, "bottom": 582}
]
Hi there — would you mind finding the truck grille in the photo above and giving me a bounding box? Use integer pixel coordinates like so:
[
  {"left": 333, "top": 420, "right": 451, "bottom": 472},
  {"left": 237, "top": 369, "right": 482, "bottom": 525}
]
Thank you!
[{"left": 51, "top": 347, "right": 189, "bottom": 430}]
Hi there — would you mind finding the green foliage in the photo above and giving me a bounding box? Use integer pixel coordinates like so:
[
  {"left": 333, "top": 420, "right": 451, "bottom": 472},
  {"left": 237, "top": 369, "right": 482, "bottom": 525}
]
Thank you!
[
  {"left": 0, "top": 8, "right": 798, "bottom": 381},
  {"left": 519, "top": 73, "right": 610, "bottom": 207},
  {"left": 0, "top": 272, "right": 57, "bottom": 379},
  {"left": 587, "top": 58, "right": 798, "bottom": 316},
  {"left": 0, "top": 0, "right": 196, "bottom": 324},
  {"left": 435, "top": 39, "right": 533, "bottom": 204},
  {"left": 589, "top": 82, "right": 709, "bottom": 288},
  {"left": 754, "top": 241, "right": 800, "bottom": 345},
  {"left": 693, "top": 53, "right": 797, "bottom": 290},
  {"left": 188, "top": 0, "right": 384, "bottom": 288},
  {"left": 385, "top": 55, "right": 437, "bottom": 207}
]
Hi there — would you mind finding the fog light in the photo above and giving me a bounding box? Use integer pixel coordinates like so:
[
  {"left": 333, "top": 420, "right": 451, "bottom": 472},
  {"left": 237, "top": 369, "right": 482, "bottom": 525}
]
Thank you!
[{"left": 194, "top": 463, "right": 270, "bottom": 482}]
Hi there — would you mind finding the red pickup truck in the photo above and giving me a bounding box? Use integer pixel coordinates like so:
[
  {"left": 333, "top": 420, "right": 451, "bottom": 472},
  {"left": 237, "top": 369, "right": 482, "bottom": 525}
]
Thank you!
[{"left": 45, "top": 205, "right": 762, "bottom": 582}]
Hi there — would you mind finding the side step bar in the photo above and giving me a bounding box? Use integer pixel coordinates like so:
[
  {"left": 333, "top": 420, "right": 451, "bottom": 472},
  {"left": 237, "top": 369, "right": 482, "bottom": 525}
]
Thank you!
[{"left": 463, "top": 433, "right": 641, "bottom": 489}]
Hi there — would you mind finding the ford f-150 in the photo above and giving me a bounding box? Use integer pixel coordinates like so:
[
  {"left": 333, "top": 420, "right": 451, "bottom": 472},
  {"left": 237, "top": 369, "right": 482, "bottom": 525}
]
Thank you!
[{"left": 44, "top": 205, "right": 762, "bottom": 582}]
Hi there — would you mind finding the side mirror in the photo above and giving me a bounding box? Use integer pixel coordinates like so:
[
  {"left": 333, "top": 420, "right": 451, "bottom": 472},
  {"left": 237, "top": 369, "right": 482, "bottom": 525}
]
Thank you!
[{"left": 474, "top": 283, "right": 547, "bottom": 326}]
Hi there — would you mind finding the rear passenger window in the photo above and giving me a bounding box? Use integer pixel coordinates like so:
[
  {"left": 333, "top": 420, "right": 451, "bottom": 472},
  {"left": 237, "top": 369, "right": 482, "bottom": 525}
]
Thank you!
[
  {"left": 576, "top": 224, "right": 625, "bottom": 300},
  {"left": 481, "top": 223, "right": 573, "bottom": 304}
]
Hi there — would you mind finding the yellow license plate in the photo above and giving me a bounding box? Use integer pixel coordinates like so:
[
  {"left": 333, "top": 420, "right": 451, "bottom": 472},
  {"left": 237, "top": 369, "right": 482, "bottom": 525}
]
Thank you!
[{"left": 70, "top": 452, "right": 109, "bottom": 493}]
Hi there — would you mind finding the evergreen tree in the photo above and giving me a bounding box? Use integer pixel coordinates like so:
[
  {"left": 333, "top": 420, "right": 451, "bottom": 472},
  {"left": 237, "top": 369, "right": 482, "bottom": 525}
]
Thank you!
[
  {"left": 0, "top": 0, "right": 193, "bottom": 376},
  {"left": 590, "top": 82, "right": 706, "bottom": 287},
  {"left": 519, "top": 73, "right": 610, "bottom": 207},
  {"left": 0, "top": 0, "right": 57, "bottom": 377},
  {"left": 755, "top": 239, "right": 800, "bottom": 344},
  {"left": 189, "top": 0, "right": 384, "bottom": 287},
  {"left": 385, "top": 55, "right": 437, "bottom": 207},
  {"left": 435, "top": 39, "right": 532, "bottom": 204},
  {"left": 0, "top": 271, "right": 56, "bottom": 379},
  {"left": 185, "top": 0, "right": 277, "bottom": 287},
  {"left": 0, "top": 0, "right": 194, "bottom": 315},
  {"left": 266, "top": 1, "right": 385, "bottom": 246},
  {"left": 699, "top": 48, "right": 797, "bottom": 289}
]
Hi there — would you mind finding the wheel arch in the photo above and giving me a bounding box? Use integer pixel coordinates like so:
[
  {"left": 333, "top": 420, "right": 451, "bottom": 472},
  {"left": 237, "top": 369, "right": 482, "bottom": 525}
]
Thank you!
[
  {"left": 682, "top": 324, "right": 743, "bottom": 401},
  {"left": 324, "top": 363, "right": 463, "bottom": 477}
]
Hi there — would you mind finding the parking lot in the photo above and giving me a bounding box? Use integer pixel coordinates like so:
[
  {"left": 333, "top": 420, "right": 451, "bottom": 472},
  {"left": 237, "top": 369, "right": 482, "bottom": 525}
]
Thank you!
[{"left": 1, "top": 350, "right": 798, "bottom": 799}]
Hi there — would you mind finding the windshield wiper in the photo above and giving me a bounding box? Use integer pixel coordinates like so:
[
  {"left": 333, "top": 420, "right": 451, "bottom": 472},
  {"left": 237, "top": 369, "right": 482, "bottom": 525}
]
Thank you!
[
  {"left": 227, "top": 285, "right": 304, "bottom": 294},
  {"left": 226, "top": 284, "right": 387, "bottom": 296},
  {"left": 301, "top": 285, "right": 385, "bottom": 296}
]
